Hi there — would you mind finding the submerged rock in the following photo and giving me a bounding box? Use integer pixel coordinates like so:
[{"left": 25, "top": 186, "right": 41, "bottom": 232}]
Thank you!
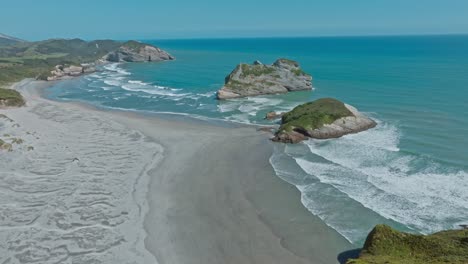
[
  {"left": 217, "top": 58, "right": 312, "bottom": 99},
  {"left": 103, "top": 40, "right": 174, "bottom": 62},
  {"left": 272, "top": 98, "right": 376, "bottom": 143},
  {"left": 347, "top": 224, "right": 468, "bottom": 264}
]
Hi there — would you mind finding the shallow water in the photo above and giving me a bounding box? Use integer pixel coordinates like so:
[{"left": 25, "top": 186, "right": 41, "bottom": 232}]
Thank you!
[{"left": 47, "top": 35, "right": 468, "bottom": 245}]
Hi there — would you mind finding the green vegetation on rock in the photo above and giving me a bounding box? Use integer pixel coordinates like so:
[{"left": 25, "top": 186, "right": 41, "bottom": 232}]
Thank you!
[
  {"left": 279, "top": 98, "right": 353, "bottom": 132},
  {"left": 275, "top": 58, "right": 299, "bottom": 67},
  {"left": 121, "top": 40, "right": 145, "bottom": 52},
  {"left": 240, "top": 64, "right": 276, "bottom": 77},
  {"left": 291, "top": 68, "right": 307, "bottom": 76},
  {"left": 0, "top": 88, "right": 25, "bottom": 106},
  {"left": 347, "top": 225, "right": 468, "bottom": 264}
]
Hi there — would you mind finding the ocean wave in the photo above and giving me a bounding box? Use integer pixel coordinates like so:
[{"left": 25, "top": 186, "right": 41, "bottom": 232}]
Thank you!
[
  {"left": 274, "top": 119, "right": 468, "bottom": 243},
  {"left": 121, "top": 83, "right": 189, "bottom": 97},
  {"left": 104, "top": 79, "right": 122, "bottom": 87},
  {"left": 103, "top": 63, "right": 131, "bottom": 75}
]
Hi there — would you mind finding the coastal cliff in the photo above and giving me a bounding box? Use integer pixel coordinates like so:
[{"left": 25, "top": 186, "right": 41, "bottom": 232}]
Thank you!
[
  {"left": 217, "top": 59, "right": 312, "bottom": 99},
  {"left": 0, "top": 35, "right": 174, "bottom": 84},
  {"left": 45, "top": 41, "right": 174, "bottom": 81},
  {"left": 272, "top": 98, "right": 376, "bottom": 143}
]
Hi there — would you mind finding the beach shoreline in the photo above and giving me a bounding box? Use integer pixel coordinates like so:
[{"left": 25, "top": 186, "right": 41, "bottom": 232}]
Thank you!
[{"left": 1, "top": 79, "right": 353, "bottom": 263}]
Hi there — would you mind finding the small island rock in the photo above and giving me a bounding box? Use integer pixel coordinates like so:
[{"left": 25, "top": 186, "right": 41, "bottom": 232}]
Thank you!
[
  {"left": 272, "top": 98, "right": 376, "bottom": 143},
  {"left": 217, "top": 58, "right": 312, "bottom": 99}
]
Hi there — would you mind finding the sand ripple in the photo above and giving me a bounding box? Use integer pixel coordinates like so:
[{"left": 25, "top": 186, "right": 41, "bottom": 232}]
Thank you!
[{"left": 0, "top": 101, "right": 162, "bottom": 263}]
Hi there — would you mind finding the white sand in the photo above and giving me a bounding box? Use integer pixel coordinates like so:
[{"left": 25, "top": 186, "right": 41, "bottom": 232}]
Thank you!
[{"left": 0, "top": 79, "right": 352, "bottom": 264}]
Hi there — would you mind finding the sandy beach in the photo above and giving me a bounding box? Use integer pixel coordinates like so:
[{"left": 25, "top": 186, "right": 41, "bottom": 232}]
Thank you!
[{"left": 0, "top": 79, "right": 352, "bottom": 264}]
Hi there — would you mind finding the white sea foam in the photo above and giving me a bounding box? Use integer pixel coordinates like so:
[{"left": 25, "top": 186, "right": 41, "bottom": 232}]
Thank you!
[
  {"left": 103, "top": 63, "right": 131, "bottom": 75},
  {"left": 104, "top": 80, "right": 122, "bottom": 87},
  {"left": 121, "top": 83, "right": 189, "bottom": 98},
  {"left": 128, "top": 80, "right": 151, "bottom": 86},
  {"left": 289, "top": 120, "right": 468, "bottom": 241}
]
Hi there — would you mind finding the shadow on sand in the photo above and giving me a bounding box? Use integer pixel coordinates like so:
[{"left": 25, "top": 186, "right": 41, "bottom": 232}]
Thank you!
[{"left": 337, "top": 248, "right": 361, "bottom": 264}]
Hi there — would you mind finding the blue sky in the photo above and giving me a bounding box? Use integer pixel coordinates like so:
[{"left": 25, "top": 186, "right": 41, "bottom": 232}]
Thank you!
[{"left": 2, "top": 0, "right": 468, "bottom": 40}]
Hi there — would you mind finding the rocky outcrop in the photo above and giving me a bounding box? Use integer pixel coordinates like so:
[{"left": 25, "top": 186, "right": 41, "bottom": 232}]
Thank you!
[
  {"left": 103, "top": 40, "right": 174, "bottom": 62},
  {"left": 217, "top": 59, "right": 312, "bottom": 99},
  {"left": 45, "top": 64, "right": 96, "bottom": 81},
  {"left": 42, "top": 41, "right": 174, "bottom": 81},
  {"left": 347, "top": 225, "right": 468, "bottom": 264},
  {"left": 265, "top": 111, "right": 285, "bottom": 120},
  {"left": 272, "top": 98, "right": 376, "bottom": 143},
  {"left": 0, "top": 88, "right": 25, "bottom": 107}
]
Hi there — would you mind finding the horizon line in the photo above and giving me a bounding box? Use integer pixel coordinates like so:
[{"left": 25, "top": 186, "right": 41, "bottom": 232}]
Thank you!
[
  {"left": 5, "top": 32, "right": 468, "bottom": 42},
  {"left": 137, "top": 32, "right": 468, "bottom": 41}
]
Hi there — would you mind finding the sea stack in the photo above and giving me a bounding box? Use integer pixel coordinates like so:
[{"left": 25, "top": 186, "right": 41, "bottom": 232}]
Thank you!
[
  {"left": 272, "top": 98, "right": 377, "bottom": 143},
  {"left": 217, "top": 58, "right": 312, "bottom": 99}
]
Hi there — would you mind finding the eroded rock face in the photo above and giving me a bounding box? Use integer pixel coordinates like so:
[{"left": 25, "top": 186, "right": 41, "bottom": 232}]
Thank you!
[
  {"left": 217, "top": 59, "right": 312, "bottom": 99},
  {"left": 103, "top": 41, "right": 174, "bottom": 62},
  {"left": 46, "top": 64, "right": 96, "bottom": 81},
  {"left": 44, "top": 42, "right": 174, "bottom": 81},
  {"left": 272, "top": 98, "right": 376, "bottom": 143}
]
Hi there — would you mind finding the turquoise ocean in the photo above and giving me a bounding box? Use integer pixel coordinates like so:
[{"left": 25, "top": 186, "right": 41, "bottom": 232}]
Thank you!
[{"left": 47, "top": 36, "right": 468, "bottom": 245}]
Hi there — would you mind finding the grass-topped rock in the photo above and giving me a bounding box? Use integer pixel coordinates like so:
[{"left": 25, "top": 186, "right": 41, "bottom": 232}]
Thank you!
[
  {"left": 216, "top": 59, "right": 312, "bottom": 99},
  {"left": 347, "top": 224, "right": 468, "bottom": 264},
  {"left": 0, "top": 88, "right": 25, "bottom": 107},
  {"left": 272, "top": 98, "right": 376, "bottom": 143}
]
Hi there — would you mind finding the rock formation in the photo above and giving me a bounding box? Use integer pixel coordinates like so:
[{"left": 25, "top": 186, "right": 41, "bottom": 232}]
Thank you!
[
  {"left": 43, "top": 41, "right": 174, "bottom": 81},
  {"left": 103, "top": 40, "right": 174, "bottom": 62},
  {"left": 217, "top": 59, "right": 312, "bottom": 99},
  {"left": 265, "top": 111, "right": 284, "bottom": 120},
  {"left": 46, "top": 64, "right": 96, "bottom": 81},
  {"left": 272, "top": 98, "right": 376, "bottom": 143},
  {"left": 347, "top": 224, "right": 468, "bottom": 264}
]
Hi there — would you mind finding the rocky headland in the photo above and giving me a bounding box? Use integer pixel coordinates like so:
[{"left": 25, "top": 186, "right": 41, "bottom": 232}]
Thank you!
[
  {"left": 103, "top": 40, "right": 174, "bottom": 62},
  {"left": 347, "top": 225, "right": 468, "bottom": 264},
  {"left": 272, "top": 98, "right": 376, "bottom": 143},
  {"left": 43, "top": 41, "right": 174, "bottom": 81},
  {"left": 217, "top": 59, "right": 312, "bottom": 99}
]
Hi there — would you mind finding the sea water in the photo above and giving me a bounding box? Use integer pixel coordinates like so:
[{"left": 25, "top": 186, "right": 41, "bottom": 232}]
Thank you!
[{"left": 47, "top": 35, "right": 468, "bottom": 245}]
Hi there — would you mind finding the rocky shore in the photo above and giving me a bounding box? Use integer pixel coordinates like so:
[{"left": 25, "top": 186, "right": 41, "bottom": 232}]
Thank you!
[
  {"left": 44, "top": 41, "right": 174, "bottom": 81},
  {"left": 217, "top": 59, "right": 312, "bottom": 99}
]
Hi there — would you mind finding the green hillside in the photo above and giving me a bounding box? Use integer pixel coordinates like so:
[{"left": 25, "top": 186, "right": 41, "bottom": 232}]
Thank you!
[
  {"left": 0, "top": 36, "right": 122, "bottom": 87},
  {"left": 0, "top": 33, "right": 25, "bottom": 46}
]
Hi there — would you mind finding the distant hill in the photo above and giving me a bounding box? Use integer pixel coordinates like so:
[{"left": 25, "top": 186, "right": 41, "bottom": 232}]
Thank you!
[
  {"left": 0, "top": 34, "right": 173, "bottom": 88},
  {"left": 0, "top": 33, "right": 26, "bottom": 46}
]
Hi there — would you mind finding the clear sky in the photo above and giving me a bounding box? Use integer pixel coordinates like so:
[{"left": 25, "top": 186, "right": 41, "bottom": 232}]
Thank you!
[{"left": 2, "top": 0, "right": 468, "bottom": 40}]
